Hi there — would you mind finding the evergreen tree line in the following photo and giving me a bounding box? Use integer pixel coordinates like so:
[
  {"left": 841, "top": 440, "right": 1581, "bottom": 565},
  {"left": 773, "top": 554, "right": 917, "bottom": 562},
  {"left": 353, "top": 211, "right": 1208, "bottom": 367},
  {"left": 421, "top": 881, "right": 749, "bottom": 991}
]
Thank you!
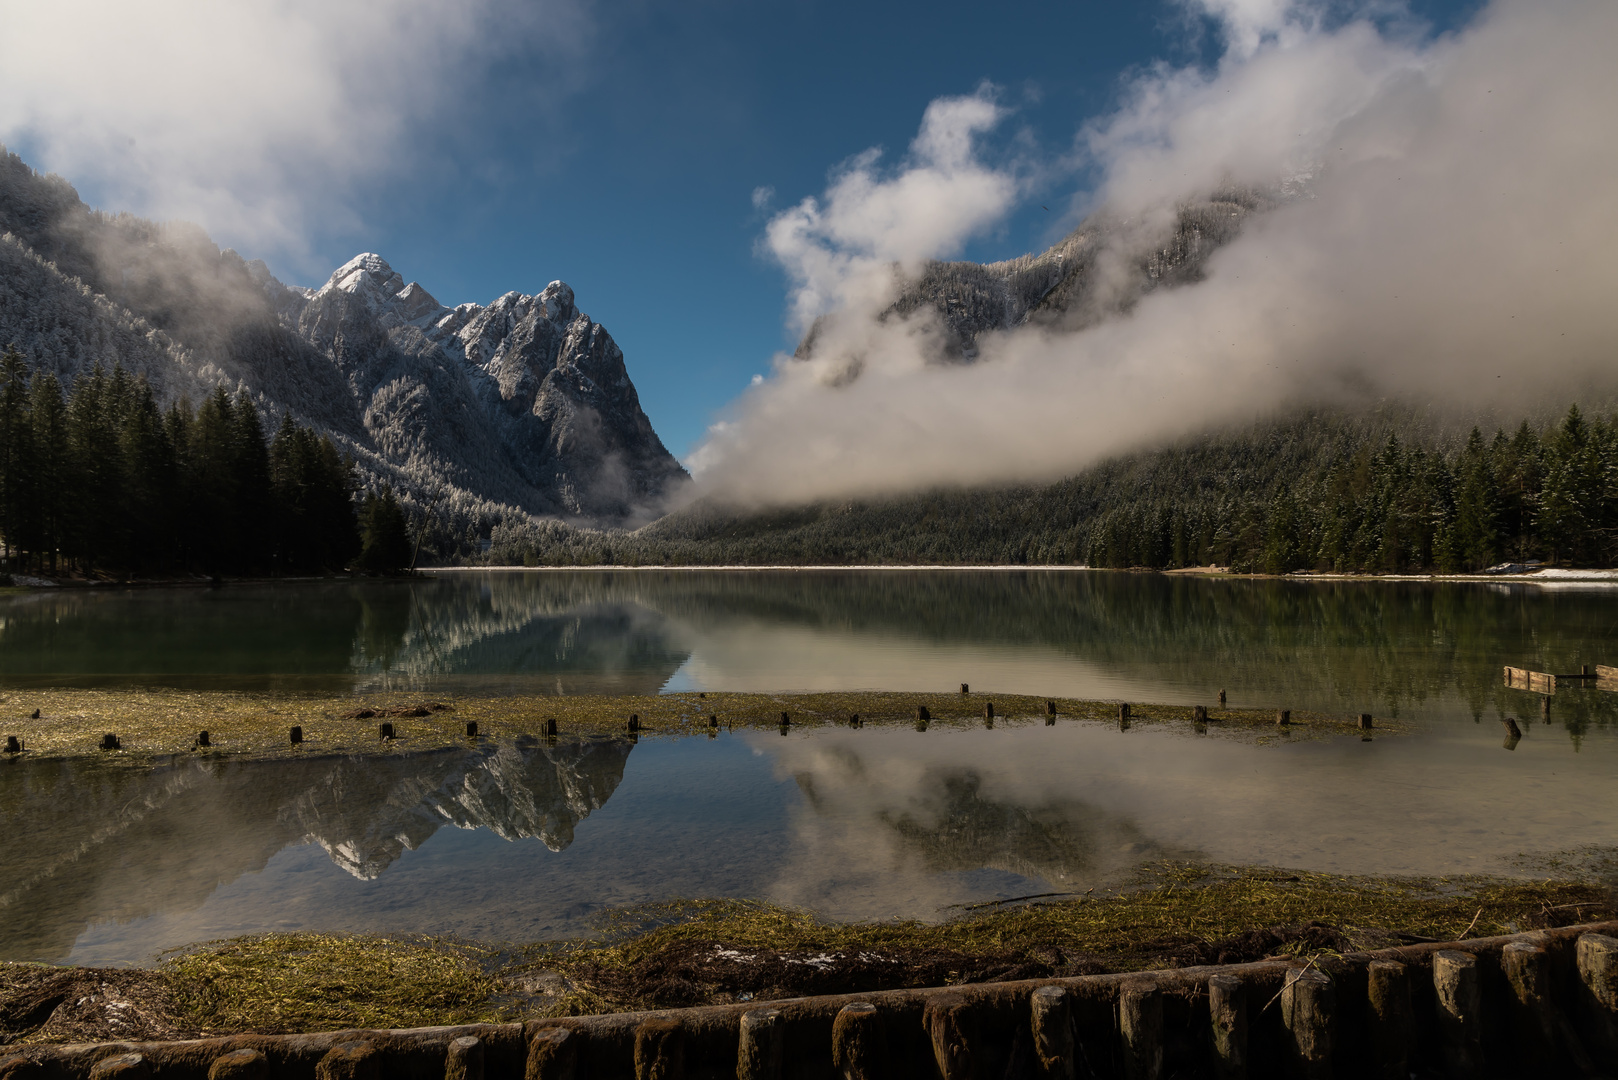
[
  {"left": 479, "top": 404, "right": 1618, "bottom": 572},
  {"left": 0, "top": 345, "right": 414, "bottom": 577}
]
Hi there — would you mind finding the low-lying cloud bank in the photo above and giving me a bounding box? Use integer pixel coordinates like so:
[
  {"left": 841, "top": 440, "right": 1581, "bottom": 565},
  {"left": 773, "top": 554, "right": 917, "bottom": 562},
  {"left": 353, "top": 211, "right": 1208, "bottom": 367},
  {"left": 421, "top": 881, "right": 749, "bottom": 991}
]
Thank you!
[{"left": 689, "top": 0, "right": 1618, "bottom": 506}]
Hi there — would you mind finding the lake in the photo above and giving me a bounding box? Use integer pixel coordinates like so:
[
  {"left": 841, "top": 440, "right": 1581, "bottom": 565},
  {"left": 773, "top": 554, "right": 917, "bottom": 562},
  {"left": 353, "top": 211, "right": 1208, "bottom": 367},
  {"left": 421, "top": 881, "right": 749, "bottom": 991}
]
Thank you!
[{"left": 2, "top": 570, "right": 1615, "bottom": 965}]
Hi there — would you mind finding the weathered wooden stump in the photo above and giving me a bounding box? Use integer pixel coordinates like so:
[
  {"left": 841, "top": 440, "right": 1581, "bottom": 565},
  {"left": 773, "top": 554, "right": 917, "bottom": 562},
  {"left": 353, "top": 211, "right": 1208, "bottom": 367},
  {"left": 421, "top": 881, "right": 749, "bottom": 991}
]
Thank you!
[
  {"left": 525, "top": 1027, "right": 576, "bottom": 1080},
  {"left": 1218, "top": 689, "right": 1226, "bottom": 706},
  {"left": 915, "top": 719, "right": 930, "bottom": 732},
  {"left": 983, "top": 702, "right": 994, "bottom": 720},
  {"left": 1047, "top": 700, "right": 1057, "bottom": 715},
  {"left": 29, "top": 709, "right": 39, "bottom": 719},
  {"left": 1358, "top": 713, "right": 1373, "bottom": 730},
  {"left": 1275, "top": 709, "right": 1291, "bottom": 727},
  {"left": 100, "top": 732, "right": 120, "bottom": 750},
  {"left": 207, "top": 1048, "right": 268, "bottom": 1080},
  {"left": 379, "top": 722, "right": 395, "bottom": 740},
  {"left": 1208, "top": 973, "right": 1246, "bottom": 1079},
  {"left": 780, "top": 711, "right": 791, "bottom": 726},
  {"left": 1577, "top": 932, "right": 1618, "bottom": 1055},
  {"left": 1541, "top": 697, "right": 1551, "bottom": 721},
  {"left": 1118, "top": 703, "right": 1131, "bottom": 727},
  {"left": 445, "top": 1035, "right": 483, "bottom": 1080},
  {"left": 831, "top": 1002, "right": 888, "bottom": 1080},
  {"left": 88, "top": 1054, "right": 148, "bottom": 1079},
  {"left": 4, "top": 735, "right": 19, "bottom": 753},
  {"left": 1030, "top": 985, "right": 1074, "bottom": 1080},
  {"left": 924, "top": 993, "right": 979, "bottom": 1080},
  {"left": 1280, "top": 969, "right": 1333, "bottom": 1079},
  {"left": 290, "top": 726, "right": 303, "bottom": 745},
  {"left": 917, "top": 705, "right": 931, "bottom": 722},
  {"left": 960, "top": 683, "right": 969, "bottom": 694},
  {"left": 710, "top": 714, "right": 719, "bottom": 728},
  {"left": 465, "top": 721, "right": 478, "bottom": 738},
  {"left": 849, "top": 714, "right": 861, "bottom": 728},
  {"left": 1501, "top": 941, "right": 1559, "bottom": 1064},
  {"left": 627, "top": 714, "right": 639, "bottom": 733},
  {"left": 1433, "top": 949, "right": 1482, "bottom": 1077},
  {"left": 1118, "top": 981, "right": 1162, "bottom": 1080},
  {"left": 1193, "top": 705, "right": 1208, "bottom": 724},
  {"left": 1503, "top": 716, "right": 1522, "bottom": 739},
  {"left": 1366, "top": 959, "right": 1412, "bottom": 1079},
  {"left": 737, "top": 1008, "right": 784, "bottom": 1080},
  {"left": 546, "top": 717, "right": 558, "bottom": 736},
  {"left": 315, "top": 1041, "right": 378, "bottom": 1080},
  {"left": 634, "top": 1017, "right": 684, "bottom": 1080}
]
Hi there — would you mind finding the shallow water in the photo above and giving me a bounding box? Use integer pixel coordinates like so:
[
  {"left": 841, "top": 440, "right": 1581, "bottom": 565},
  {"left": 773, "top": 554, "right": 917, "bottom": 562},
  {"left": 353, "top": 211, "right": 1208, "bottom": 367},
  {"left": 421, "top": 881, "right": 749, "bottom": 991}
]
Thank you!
[{"left": 1, "top": 570, "right": 1615, "bottom": 965}]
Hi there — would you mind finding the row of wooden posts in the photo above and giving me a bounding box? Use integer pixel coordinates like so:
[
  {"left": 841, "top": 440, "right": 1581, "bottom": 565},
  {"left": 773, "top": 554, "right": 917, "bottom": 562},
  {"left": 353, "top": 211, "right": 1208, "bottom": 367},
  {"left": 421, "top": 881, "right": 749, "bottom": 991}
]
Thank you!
[{"left": 11, "top": 922, "right": 1616, "bottom": 1079}]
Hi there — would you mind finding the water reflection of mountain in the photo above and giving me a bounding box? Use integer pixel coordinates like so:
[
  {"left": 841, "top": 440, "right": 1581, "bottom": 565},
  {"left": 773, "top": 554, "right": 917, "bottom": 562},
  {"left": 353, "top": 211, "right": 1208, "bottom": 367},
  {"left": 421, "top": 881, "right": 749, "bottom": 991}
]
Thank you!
[{"left": 0, "top": 738, "right": 632, "bottom": 961}]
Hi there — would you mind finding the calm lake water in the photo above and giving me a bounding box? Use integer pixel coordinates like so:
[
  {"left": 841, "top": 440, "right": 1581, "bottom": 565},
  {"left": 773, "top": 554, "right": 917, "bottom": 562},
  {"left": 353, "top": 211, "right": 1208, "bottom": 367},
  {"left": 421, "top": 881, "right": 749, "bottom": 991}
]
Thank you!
[{"left": 2, "top": 570, "right": 1615, "bottom": 965}]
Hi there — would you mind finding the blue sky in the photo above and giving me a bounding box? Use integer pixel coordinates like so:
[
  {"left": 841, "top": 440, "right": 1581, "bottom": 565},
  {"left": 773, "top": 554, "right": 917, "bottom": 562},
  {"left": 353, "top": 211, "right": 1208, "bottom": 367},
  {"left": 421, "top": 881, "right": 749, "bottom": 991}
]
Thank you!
[{"left": 3, "top": 0, "right": 1485, "bottom": 462}]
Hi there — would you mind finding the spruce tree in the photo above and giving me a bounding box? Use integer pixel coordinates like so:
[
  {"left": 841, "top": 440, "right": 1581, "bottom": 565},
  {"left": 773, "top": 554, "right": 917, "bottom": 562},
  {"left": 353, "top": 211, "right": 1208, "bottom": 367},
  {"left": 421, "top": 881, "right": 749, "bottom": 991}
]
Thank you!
[{"left": 357, "top": 485, "right": 413, "bottom": 573}]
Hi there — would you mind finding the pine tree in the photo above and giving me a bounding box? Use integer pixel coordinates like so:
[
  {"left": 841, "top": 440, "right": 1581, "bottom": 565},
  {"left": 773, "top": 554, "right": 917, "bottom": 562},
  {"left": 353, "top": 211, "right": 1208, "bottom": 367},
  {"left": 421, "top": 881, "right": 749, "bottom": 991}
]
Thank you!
[
  {"left": 357, "top": 485, "right": 413, "bottom": 573},
  {"left": 0, "top": 346, "right": 34, "bottom": 570}
]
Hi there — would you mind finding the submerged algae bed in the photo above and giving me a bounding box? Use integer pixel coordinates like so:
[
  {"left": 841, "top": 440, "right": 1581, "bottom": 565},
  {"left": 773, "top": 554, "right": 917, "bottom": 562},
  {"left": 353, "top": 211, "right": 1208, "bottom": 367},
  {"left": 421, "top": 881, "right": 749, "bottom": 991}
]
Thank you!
[
  {"left": 1, "top": 863, "right": 1612, "bottom": 1044},
  {"left": 0, "top": 689, "right": 1391, "bottom": 761}
]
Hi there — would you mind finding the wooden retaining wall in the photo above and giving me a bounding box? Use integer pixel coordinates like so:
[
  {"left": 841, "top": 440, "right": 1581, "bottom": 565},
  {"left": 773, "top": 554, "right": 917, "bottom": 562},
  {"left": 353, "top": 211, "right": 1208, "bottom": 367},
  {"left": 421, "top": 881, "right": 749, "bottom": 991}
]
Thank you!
[{"left": 4, "top": 922, "right": 1615, "bottom": 1079}]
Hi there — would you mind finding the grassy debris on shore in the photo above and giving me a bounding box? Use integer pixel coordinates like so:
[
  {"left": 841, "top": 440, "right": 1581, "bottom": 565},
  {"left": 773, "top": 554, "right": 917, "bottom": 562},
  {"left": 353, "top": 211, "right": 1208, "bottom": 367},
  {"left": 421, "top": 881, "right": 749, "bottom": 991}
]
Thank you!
[
  {"left": 0, "top": 689, "right": 1393, "bottom": 762},
  {"left": 4, "top": 863, "right": 1609, "bottom": 1043}
]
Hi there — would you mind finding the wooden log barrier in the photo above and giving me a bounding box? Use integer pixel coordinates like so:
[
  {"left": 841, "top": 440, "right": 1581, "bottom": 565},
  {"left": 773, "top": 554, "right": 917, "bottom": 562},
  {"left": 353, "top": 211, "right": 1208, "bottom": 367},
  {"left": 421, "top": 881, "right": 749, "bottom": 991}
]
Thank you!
[
  {"left": 1280, "top": 969, "right": 1333, "bottom": 1079},
  {"left": 526, "top": 1027, "right": 577, "bottom": 1080},
  {"left": 831, "top": 1003, "right": 887, "bottom": 1080},
  {"left": 1118, "top": 981, "right": 1162, "bottom": 1080},
  {"left": 1365, "top": 959, "right": 1412, "bottom": 1080},
  {"left": 19, "top": 921, "right": 1618, "bottom": 1080},
  {"left": 207, "top": 1048, "right": 268, "bottom": 1079},
  {"left": 633, "top": 1018, "right": 683, "bottom": 1080},
  {"left": 444, "top": 1035, "right": 483, "bottom": 1080},
  {"left": 736, "top": 1009, "right": 783, "bottom": 1080},
  {"left": 923, "top": 993, "right": 979, "bottom": 1080},
  {"left": 88, "top": 1055, "right": 148, "bottom": 1079},
  {"left": 1432, "top": 949, "right": 1482, "bottom": 1077},
  {"left": 1030, "top": 985, "right": 1074, "bottom": 1080}
]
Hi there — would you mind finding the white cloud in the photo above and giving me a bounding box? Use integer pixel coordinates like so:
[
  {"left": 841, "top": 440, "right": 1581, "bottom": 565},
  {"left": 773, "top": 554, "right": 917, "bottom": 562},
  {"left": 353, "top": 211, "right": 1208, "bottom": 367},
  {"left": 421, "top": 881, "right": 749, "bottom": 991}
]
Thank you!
[
  {"left": 691, "top": 0, "right": 1618, "bottom": 505},
  {"left": 0, "top": 0, "right": 588, "bottom": 263}
]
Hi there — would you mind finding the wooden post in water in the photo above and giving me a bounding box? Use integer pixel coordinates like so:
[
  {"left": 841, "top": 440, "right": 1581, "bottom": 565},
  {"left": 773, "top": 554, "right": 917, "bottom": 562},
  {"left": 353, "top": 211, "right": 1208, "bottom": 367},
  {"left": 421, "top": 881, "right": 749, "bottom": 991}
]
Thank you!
[
  {"left": 1207, "top": 974, "right": 1246, "bottom": 1079},
  {"left": 710, "top": 714, "right": 719, "bottom": 728},
  {"left": 924, "top": 993, "right": 979, "bottom": 1080},
  {"left": 737, "top": 1009, "right": 784, "bottom": 1080},
  {"left": 1047, "top": 700, "right": 1057, "bottom": 716},
  {"left": 546, "top": 717, "right": 558, "bottom": 736},
  {"left": 1118, "top": 981, "right": 1162, "bottom": 1080},
  {"left": 1118, "top": 703, "right": 1131, "bottom": 725},
  {"left": 100, "top": 732, "right": 120, "bottom": 750},
  {"left": 465, "top": 721, "right": 478, "bottom": 738},
  {"left": 1358, "top": 713, "right": 1373, "bottom": 730},
  {"left": 4, "top": 735, "right": 18, "bottom": 754},
  {"left": 379, "top": 722, "right": 394, "bottom": 740},
  {"left": 831, "top": 1003, "right": 887, "bottom": 1080},
  {"left": 290, "top": 726, "right": 303, "bottom": 745},
  {"left": 1193, "top": 705, "right": 1208, "bottom": 724},
  {"left": 197, "top": 731, "right": 210, "bottom": 748},
  {"left": 445, "top": 1035, "right": 484, "bottom": 1080},
  {"left": 1542, "top": 697, "right": 1551, "bottom": 722},
  {"left": 1030, "top": 986, "right": 1074, "bottom": 1080},
  {"left": 634, "top": 1017, "right": 683, "bottom": 1080},
  {"left": 1280, "top": 969, "right": 1333, "bottom": 1079},
  {"left": 526, "top": 1027, "right": 576, "bottom": 1080},
  {"left": 1501, "top": 941, "right": 1560, "bottom": 1065},
  {"left": 1433, "top": 950, "right": 1483, "bottom": 1077},
  {"left": 627, "top": 714, "right": 639, "bottom": 733},
  {"left": 1366, "top": 959, "right": 1413, "bottom": 1079},
  {"left": 916, "top": 705, "right": 931, "bottom": 722},
  {"left": 1275, "top": 709, "right": 1291, "bottom": 727},
  {"left": 1218, "top": 689, "right": 1226, "bottom": 707},
  {"left": 983, "top": 702, "right": 994, "bottom": 723},
  {"left": 1503, "top": 717, "right": 1523, "bottom": 739},
  {"left": 960, "top": 683, "right": 969, "bottom": 694},
  {"left": 780, "top": 711, "right": 791, "bottom": 726}
]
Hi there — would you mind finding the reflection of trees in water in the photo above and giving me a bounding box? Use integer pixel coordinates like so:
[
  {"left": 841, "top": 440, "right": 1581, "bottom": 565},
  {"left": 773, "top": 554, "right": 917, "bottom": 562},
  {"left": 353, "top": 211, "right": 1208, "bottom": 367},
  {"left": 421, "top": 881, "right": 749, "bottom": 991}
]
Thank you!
[{"left": 0, "top": 738, "right": 632, "bottom": 961}]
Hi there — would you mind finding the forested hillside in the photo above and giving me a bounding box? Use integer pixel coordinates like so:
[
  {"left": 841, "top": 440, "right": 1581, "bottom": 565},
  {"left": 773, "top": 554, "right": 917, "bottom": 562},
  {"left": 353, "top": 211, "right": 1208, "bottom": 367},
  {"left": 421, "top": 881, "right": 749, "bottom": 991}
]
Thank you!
[
  {"left": 0, "top": 347, "right": 412, "bottom": 577},
  {"left": 482, "top": 402, "right": 1618, "bottom": 572}
]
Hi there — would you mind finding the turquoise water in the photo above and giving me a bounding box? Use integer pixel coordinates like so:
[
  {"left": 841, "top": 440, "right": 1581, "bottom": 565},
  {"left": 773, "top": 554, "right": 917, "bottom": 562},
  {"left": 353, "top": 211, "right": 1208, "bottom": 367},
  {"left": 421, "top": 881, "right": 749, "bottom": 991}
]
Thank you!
[{"left": 2, "top": 570, "right": 1614, "bottom": 964}]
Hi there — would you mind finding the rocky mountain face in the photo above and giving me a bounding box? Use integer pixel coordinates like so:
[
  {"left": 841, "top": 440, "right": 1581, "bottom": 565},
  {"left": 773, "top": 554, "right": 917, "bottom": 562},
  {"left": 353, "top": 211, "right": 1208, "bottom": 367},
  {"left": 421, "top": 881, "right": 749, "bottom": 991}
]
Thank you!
[
  {"left": 796, "top": 187, "right": 1275, "bottom": 365},
  {"left": 0, "top": 147, "right": 687, "bottom": 529}
]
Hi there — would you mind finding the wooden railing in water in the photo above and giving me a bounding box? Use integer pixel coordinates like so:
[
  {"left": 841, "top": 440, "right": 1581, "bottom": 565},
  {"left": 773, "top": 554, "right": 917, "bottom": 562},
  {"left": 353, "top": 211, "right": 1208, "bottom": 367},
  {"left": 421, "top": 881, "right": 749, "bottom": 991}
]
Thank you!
[{"left": 5, "top": 922, "right": 1616, "bottom": 1079}]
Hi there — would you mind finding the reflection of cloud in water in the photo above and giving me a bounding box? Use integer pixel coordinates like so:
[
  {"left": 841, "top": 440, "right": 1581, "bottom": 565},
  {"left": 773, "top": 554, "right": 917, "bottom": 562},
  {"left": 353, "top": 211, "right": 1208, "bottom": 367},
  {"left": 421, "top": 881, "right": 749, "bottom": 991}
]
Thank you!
[{"left": 760, "top": 733, "right": 1193, "bottom": 921}]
